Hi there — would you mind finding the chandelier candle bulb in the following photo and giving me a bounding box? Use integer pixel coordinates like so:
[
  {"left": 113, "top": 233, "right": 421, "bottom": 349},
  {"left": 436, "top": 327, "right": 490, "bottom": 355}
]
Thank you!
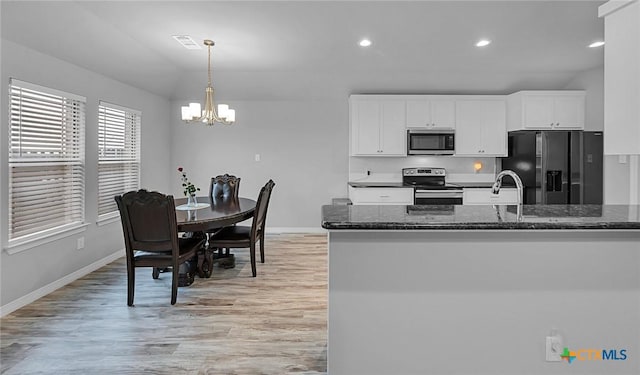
[
  {"left": 189, "top": 103, "right": 201, "bottom": 118},
  {"left": 218, "top": 104, "right": 229, "bottom": 118},
  {"left": 181, "top": 106, "right": 190, "bottom": 121},
  {"left": 226, "top": 109, "right": 235, "bottom": 123}
]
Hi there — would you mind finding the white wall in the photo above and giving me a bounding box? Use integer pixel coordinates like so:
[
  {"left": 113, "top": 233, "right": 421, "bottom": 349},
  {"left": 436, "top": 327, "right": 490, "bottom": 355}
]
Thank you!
[
  {"left": 329, "top": 230, "right": 640, "bottom": 374},
  {"left": 0, "top": 40, "right": 172, "bottom": 310},
  {"left": 564, "top": 66, "right": 605, "bottom": 132},
  {"left": 169, "top": 98, "right": 349, "bottom": 229}
]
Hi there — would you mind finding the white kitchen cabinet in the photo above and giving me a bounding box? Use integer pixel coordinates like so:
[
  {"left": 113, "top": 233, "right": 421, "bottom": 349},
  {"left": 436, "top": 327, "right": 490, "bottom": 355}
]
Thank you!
[
  {"left": 406, "top": 97, "right": 456, "bottom": 129},
  {"left": 455, "top": 98, "right": 507, "bottom": 156},
  {"left": 463, "top": 188, "right": 519, "bottom": 205},
  {"left": 507, "top": 91, "right": 585, "bottom": 131},
  {"left": 599, "top": 0, "right": 640, "bottom": 155},
  {"left": 348, "top": 187, "right": 414, "bottom": 205},
  {"left": 350, "top": 96, "right": 406, "bottom": 156}
]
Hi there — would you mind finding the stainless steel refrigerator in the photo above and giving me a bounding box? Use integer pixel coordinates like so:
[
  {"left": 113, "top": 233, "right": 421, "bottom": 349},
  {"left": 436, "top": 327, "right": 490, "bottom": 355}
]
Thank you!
[{"left": 501, "top": 130, "right": 603, "bottom": 204}]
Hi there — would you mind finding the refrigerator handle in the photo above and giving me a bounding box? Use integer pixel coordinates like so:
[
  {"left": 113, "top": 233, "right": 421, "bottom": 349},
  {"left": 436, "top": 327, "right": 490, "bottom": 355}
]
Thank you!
[{"left": 537, "top": 132, "right": 546, "bottom": 204}]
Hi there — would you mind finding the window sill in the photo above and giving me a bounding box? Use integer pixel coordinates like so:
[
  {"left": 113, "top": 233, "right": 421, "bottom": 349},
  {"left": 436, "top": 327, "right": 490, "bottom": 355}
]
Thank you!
[
  {"left": 4, "top": 222, "right": 90, "bottom": 255},
  {"left": 97, "top": 212, "right": 120, "bottom": 226}
]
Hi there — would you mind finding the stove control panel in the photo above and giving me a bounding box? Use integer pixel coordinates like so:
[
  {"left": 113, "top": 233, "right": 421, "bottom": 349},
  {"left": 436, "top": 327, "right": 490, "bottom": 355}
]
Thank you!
[{"left": 402, "top": 167, "right": 446, "bottom": 177}]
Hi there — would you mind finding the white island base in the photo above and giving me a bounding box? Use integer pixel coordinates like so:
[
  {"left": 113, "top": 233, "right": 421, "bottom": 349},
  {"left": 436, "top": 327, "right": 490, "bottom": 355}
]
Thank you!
[{"left": 328, "top": 230, "right": 640, "bottom": 375}]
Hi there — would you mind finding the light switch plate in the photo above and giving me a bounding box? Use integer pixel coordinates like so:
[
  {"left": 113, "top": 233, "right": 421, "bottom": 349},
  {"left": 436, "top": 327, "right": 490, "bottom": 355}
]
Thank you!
[{"left": 546, "top": 335, "right": 563, "bottom": 362}]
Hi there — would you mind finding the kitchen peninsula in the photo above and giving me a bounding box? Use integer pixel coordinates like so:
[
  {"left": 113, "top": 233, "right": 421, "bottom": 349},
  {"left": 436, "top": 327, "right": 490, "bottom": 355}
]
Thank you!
[{"left": 321, "top": 204, "right": 640, "bottom": 375}]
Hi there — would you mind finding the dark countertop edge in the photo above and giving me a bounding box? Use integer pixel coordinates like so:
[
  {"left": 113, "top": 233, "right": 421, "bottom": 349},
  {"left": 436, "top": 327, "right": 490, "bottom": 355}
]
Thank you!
[
  {"left": 348, "top": 182, "right": 407, "bottom": 188},
  {"left": 321, "top": 222, "right": 640, "bottom": 230}
]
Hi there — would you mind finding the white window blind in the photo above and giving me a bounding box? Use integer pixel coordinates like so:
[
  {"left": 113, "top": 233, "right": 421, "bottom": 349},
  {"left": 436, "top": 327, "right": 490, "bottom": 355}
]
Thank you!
[
  {"left": 98, "top": 101, "right": 141, "bottom": 218},
  {"left": 9, "top": 79, "right": 86, "bottom": 241}
]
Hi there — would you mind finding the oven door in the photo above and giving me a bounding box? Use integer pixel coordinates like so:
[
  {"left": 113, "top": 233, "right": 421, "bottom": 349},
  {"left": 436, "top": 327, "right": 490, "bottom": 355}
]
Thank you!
[{"left": 415, "top": 189, "right": 463, "bottom": 205}]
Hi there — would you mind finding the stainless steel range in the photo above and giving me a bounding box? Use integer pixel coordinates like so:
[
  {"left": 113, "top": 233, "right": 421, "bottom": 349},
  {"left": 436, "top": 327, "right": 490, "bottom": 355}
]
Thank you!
[{"left": 402, "top": 167, "right": 463, "bottom": 205}]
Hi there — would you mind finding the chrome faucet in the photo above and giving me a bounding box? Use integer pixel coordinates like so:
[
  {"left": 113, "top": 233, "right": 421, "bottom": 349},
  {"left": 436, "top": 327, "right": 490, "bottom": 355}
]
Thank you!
[{"left": 492, "top": 170, "right": 524, "bottom": 205}]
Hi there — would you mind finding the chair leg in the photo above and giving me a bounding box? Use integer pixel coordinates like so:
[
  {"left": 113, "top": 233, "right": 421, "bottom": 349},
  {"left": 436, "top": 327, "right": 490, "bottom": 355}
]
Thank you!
[
  {"left": 260, "top": 231, "right": 265, "bottom": 264},
  {"left": 127, "top": 264, "right": 135, "bottom": 306},
  {"left": 250, "top": 242, "right": 257, "bottom": 277},
  {"left": 171, "top": 262, "right": 178, "bottom": 305}
]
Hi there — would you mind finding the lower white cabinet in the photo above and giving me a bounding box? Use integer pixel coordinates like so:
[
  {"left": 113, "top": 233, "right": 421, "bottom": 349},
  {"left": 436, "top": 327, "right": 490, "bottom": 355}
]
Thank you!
[
  {"left": 463, "top": 188, "right": 519, "bottom": 205},
  {"left": 348, "top": 187, "right": 414, "bottom": 205}
]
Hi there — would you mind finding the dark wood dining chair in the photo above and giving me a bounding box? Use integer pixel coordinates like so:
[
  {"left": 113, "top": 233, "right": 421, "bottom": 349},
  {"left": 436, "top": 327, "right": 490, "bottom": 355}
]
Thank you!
[
  {"left": 208, "top": 179, "right": 275, "bottom": 277},
  {"left": 209, "top": 174, "right": 240, "bottom": 201},
  {"left": 115, "top": 189, "right": 205, "bottom": 306},
  {"left": 205, "top": 174, "right": 241, "bottom": 270}
]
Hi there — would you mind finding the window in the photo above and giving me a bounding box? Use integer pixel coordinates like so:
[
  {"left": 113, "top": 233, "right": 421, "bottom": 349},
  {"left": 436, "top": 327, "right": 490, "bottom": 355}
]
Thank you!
[
  {"left": 9, "top": 79, "right": 86, "bottom": 241},
  {"left": 98, "top": 101, "right": 141, "bottom": 219}
]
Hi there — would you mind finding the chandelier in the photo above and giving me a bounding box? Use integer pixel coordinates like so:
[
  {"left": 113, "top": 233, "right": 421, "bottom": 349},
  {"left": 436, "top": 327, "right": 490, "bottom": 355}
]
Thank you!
[{"left": 181, "top": 39, "right": 235, "bottom": 125}]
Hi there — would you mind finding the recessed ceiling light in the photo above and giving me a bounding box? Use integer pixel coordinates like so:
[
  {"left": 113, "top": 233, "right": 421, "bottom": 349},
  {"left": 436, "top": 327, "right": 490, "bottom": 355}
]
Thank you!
[
  {"left": 359, "top": 39, "right": 372, "bottom": 47},
  {"left": 173, "top": 35, "right": 202, "bottom": 50},
  {"left": 476, "top": 39, "right": 491, "bottom": 47},
  {"left": 588, "top": 41, "right": 605, "bottom": 48}
]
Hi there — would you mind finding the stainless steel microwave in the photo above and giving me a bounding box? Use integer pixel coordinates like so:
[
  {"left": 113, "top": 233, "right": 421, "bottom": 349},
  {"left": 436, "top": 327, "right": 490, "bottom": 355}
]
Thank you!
[{"left": 407, "top": 129, "right": 455, "bottom": 155}]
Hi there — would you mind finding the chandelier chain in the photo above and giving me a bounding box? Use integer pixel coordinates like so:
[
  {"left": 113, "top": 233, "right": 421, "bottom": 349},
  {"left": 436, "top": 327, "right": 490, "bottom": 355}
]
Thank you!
[{"left": 207, "top": 43, "right": 212, "bottom": 87}]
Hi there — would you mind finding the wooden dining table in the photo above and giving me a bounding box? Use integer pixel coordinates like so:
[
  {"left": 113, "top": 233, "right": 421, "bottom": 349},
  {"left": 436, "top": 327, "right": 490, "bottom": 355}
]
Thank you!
[{"left": 174, "top": 196, "right": 256, "bottom": 282}]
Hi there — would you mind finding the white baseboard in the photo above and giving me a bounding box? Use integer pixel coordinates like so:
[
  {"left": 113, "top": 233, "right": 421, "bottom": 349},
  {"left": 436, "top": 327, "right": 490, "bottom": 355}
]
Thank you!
[
  {"left": 266, "top": 227, "right": 327, "bottom": 234},
  {"left": 0, "top": 249, "right": 124, "bottom": 317}
]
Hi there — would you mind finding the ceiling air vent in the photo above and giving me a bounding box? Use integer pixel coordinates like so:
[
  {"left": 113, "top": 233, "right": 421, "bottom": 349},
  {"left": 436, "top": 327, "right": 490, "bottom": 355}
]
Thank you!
[{"left": 172, "top": 35, "right": 202, "bottom": 50}]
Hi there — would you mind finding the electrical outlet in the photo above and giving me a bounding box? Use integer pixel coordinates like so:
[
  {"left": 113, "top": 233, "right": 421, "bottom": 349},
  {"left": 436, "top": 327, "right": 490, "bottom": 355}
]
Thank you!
[
  {"left": 77, "top": 237, "right": 85, "bottom": 250},
  {"left": 546, "top": 334, "right": 563, "bottom": 362},
  {"left": 255, "top": 154, "right": 261, "bottom": 162}
]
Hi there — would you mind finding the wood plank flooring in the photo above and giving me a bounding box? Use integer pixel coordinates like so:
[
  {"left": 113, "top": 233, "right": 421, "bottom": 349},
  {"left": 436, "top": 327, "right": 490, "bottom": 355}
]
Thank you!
[{"left": 1, "top": 234, "right": 328, "bottom": 374}]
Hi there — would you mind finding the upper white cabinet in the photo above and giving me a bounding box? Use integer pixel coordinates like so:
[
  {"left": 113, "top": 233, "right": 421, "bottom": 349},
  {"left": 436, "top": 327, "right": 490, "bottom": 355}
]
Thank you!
[
  {"left": 599, "top": 0, "right": 640, "bottom": 155},
  {"left": 350, "top": 95, "right": 406, "bottom": 156},
  {"left": 455, "top": 97, "right": 507, "bottom": 156},
  {"left": 507, "top": 91, "right": 585, "bottom": 131},
  {"left": 406, "top": 96, "right": 456, "bottom": 129}
]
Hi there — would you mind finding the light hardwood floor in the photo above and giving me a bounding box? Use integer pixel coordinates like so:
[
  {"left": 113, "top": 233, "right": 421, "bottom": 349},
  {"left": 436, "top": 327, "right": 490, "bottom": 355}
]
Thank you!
[{"left": 1, "top": 234, "right": 328, "bottom": 374}]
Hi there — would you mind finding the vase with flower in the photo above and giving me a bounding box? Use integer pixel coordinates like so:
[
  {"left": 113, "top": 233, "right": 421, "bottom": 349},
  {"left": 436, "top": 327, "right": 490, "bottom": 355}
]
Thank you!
[{"left": 177, "top": 167, "right": 200, "bottom": 207}]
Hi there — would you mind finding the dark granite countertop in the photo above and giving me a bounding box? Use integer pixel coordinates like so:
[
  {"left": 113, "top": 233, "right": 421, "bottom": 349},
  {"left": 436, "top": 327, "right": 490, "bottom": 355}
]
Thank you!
[
  {"left": 322, "top": 204, "right": 640, "bottom": 230},
  {"left": 348, "top": 181, "right": 509, "bottom": 189},
  {"left": 450, "top": 182, "right": 496, "bottom": 188}
]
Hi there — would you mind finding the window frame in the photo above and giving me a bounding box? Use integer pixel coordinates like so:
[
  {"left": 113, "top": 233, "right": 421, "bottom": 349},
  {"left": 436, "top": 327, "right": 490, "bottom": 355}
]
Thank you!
[
  {"left": 7, "top": 78, "right": 87, "bottom": 252},
  {"left": 97, "top": 101, "right": 141, "bottom": 223}
]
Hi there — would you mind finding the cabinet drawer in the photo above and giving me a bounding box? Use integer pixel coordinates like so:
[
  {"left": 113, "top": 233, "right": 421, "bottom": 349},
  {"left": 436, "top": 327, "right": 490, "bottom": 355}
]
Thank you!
[
  {"left": 349, "top": 187, "right": 414, "bottom": 205},
  {"left": 463, "top": 188, "right": 519, "bottom": 205}
]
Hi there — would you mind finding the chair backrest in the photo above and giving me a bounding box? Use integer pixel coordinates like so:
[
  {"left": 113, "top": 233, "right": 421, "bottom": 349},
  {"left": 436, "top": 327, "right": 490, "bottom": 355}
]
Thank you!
[
  {"left": 210, "top": 174, "right": 241, "bottom": 201},
  {"left": 251, "top": 179, "right": 275, "bottom": 238},
  {"left": 115, "top": 190, "right": 179, "bottom": 258}
]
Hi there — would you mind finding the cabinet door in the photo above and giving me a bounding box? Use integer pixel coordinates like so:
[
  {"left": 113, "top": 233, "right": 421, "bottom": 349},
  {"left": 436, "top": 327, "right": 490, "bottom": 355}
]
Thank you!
[
  {"left": 350, "top": 187, "right": 414, "bottom": 205},
  {"left": 454, "top": 100, "right": 483, "bottom": 155},
  {"left": 351, "top": 100, "right": 381, "bottom": 155},
  {"left": 430, "top": 99, "right": 456, "bottom": 128},
  {"left": 406, "top": 100, "right": 431, "bottom": 127},
  {"left": 455, "top": 100, "right": 506, "bottom": 156},
  {"left": 553, "top": 96, "right": 584, "bottom": 129},
  {"left": 463, "top": 188, "right": 519, "bottom": 205},
  {"left": 523, "top": 96, "right": 554, "bottom": 128},
  {"left": 379, "top": 101, "right": 406, "bottom": 155},
  {"left": 479, "top": 100, "right": 507, "bottom": 155}
]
